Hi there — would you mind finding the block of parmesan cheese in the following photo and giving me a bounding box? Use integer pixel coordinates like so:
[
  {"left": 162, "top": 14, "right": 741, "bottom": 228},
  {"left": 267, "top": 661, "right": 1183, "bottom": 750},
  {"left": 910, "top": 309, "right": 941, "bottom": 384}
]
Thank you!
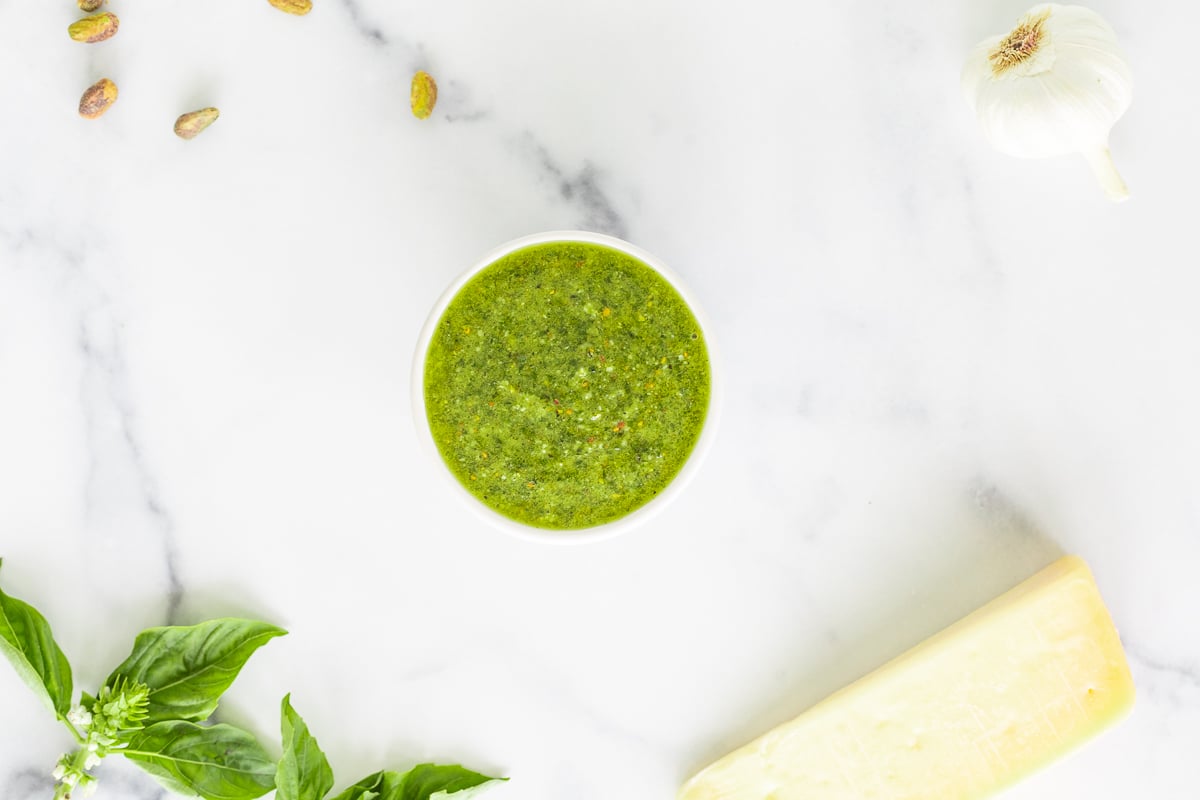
[{"left": 679, "top": 556, "right": 1135, "bottom": 800}]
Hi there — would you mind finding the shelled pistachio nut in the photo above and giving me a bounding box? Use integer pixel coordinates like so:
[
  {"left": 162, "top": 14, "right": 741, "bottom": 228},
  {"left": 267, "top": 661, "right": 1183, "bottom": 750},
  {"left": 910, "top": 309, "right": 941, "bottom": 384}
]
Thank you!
[
  {"left": 267, "top": 0, "right": 312, "bottom": 15},
  {"left": 174, "top": 108, "right": 220, "bottom": 140},
  {"left": 411, "top": 70, "right": 437, "bottom": 119},
  {"left": 78, "top": 0, "right": 105, "bottom": 11},
  {"left": 78, "top": 78, "right": 118, "bottom": 119},
  {"left": 68, "top": 12, "right": 119, "bottom": 43}
]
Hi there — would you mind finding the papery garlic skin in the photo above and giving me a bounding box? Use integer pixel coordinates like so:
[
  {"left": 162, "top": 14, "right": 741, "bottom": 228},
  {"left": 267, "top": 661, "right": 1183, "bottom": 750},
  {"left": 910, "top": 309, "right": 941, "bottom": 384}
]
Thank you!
[{"left": 962, "top": 4, "right": 1132, "bottom": 201}]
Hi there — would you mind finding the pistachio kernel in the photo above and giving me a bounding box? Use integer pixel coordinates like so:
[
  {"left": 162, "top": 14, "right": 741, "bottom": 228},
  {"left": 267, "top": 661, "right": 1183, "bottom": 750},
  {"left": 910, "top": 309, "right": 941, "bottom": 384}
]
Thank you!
[
  {"left": 174, "top": 108, "right": 220, "bottom": 140},
  {"left": 267, "top": 0, "right": 312, "bottom": 15},
  {"left": 411, "top": 70, "right": 438, "bottom": 119},
  {"left": 78, "top": 78, "right": 118, "bottom": 119},
  {"left": 68, "top": 12, "right": 119, "bottom": 43}
]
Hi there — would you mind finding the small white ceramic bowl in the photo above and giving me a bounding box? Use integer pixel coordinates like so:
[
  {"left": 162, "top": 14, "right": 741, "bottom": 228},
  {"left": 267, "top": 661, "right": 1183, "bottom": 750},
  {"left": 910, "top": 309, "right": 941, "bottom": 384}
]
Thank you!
[{"left": 411, "top": 230, "right": 720, "bottom": 545}]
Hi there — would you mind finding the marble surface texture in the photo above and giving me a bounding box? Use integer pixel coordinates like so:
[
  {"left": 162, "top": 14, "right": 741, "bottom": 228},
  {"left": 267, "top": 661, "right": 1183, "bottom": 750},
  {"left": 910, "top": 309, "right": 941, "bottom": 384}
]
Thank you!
[{"left": 2, "top": 1, "right": 1198, "bottom": 798}]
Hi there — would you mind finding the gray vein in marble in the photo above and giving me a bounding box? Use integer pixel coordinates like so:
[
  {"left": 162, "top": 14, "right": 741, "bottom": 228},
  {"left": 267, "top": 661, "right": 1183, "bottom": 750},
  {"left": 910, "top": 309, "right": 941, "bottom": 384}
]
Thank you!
[
  {"left": 321, "top": 9, "right": 619, "bottom": 226},
  {"left": 1126, "top": 644, "right": 1200, "bottom": 702},
  {"left": 969, "top": 478, "right": 1045, "bottom": 540},
  {"left": 443, "top": 107, "right": 489, "bottom": 125},
  {"left": 2, "top": 768, "right": 52, "bottom": 800},
  {"left": 4, "top": 745, "right": 173, "bottom": 800},
  {"left": 78, "top": 312, "right": 185, "bottom": 624},
  {"left": 518, "top": 133, "right": 629, "bottom": 239},
  {"left": 336, "top": 0, "right": 387, "bottom": 45},
  {"left": 436, "top": 79, "right": 491, "bottom": 125},
  {"left": 0, "top": 217, "right": 184, "bottom": 625},
  {"left": 328, "top": 2, "right": 489, "bottom": 124},
  {"left": 91, "top": 765, "right": 167, "bottom": 800}
]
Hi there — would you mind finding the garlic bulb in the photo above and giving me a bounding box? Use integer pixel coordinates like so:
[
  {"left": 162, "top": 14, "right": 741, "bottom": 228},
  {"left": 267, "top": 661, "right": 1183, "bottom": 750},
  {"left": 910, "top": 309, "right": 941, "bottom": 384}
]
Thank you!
[{"left": 962, "top": 4, "right": 1132, "bottom": 201}]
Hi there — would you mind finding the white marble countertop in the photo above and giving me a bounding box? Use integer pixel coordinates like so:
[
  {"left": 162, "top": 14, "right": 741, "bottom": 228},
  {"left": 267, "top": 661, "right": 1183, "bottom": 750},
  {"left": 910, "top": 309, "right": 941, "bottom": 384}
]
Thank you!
[{"left": 2, "top": 1, "right": 1197, "bottom": 798}]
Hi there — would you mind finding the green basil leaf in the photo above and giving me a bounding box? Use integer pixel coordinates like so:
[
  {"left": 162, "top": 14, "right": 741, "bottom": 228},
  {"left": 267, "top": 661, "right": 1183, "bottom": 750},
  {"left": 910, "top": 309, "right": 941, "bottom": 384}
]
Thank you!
[
  {"left": 276, "top": 694, "right": 335, "bottom": 800},
  {"left": 0, "top": 558, "right": 73, "bottom": 717},
  {"left": 106, "top": 618, "right": 285, "bottom": 722},
  {"left": 328, "top": 770, "right": 392, "bottom": 800},
  {"left": 330, "top": 765, "right": 504, "bottom": 800},
  {"left": 124, "top": 720, "right": 276, "bottom": 800}
]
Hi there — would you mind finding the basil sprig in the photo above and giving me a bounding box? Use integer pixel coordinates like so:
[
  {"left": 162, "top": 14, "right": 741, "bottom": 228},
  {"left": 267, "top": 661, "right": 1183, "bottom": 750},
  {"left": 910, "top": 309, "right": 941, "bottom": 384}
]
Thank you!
[
  {"left": 0, "top": 560, "right": 504, "bottom": 800},
  {"left": 1, "top": 559, "right": 278, "bottom": 800}
]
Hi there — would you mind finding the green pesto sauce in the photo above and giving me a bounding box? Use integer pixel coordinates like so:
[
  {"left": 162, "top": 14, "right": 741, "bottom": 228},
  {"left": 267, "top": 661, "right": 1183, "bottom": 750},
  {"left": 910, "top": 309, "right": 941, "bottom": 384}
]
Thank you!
[{"left": 423, "top": 241, "right": 711, "bottom": 530}]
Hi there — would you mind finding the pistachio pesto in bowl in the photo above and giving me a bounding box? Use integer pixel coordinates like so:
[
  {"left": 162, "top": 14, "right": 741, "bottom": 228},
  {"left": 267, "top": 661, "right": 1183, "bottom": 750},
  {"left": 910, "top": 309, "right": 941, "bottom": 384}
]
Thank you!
[{"left": 413, "top": 231, "right": 716, "bottom": 542}]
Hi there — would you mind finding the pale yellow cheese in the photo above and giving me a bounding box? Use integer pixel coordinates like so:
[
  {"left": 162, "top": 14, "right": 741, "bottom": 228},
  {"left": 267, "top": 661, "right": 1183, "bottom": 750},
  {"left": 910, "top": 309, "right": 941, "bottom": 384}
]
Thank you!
[{"left": 680, "top": 556, "right": 1135, "bottom": 800}]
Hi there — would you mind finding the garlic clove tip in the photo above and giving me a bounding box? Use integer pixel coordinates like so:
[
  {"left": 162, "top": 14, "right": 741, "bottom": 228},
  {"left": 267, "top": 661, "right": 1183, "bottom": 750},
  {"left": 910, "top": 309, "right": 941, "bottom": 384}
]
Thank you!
[{"left": 1083, "top": 147, "right": 1130, "bottom": 202}]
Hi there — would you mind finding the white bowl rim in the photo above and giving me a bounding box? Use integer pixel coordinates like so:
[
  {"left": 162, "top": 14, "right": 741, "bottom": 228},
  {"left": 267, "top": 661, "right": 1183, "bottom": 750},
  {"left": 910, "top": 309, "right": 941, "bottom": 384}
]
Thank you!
[{"left": 411, "top": 230, "right": 722, "bottom": 545}]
